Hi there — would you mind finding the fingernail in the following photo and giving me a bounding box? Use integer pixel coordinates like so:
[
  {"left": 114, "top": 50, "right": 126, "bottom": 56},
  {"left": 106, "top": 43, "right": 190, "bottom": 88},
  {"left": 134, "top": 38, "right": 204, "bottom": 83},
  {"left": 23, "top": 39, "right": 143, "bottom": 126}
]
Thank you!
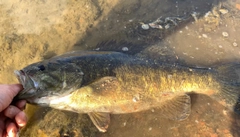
[
  {"left": 8, "top": 128, "right": 16, "bottom": 137},
  {"left": 16, "top": 111, "right": 27, "bottom": 127}
]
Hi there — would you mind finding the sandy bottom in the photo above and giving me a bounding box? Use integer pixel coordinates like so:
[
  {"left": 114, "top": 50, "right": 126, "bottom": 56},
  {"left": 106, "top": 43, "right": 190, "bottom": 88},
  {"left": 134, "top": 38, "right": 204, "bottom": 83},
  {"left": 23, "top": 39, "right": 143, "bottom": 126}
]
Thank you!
[{"left": 1, "top": 0, "right": 240, "bottom": 136}]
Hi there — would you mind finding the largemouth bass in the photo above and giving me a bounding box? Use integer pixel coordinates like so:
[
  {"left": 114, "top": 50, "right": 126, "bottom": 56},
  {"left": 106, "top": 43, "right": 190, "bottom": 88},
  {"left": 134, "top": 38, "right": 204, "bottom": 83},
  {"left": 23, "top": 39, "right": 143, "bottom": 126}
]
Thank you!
[{"left": 14, "top": 51, "right": 240, "bottom": 132}]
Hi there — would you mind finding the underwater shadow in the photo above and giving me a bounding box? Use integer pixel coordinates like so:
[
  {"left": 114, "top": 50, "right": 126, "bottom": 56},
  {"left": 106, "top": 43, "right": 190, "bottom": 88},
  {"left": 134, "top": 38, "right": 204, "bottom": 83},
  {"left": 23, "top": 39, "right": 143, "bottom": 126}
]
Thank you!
[{"left": 73, "top": 0, "right": 224, "bottom": 55}]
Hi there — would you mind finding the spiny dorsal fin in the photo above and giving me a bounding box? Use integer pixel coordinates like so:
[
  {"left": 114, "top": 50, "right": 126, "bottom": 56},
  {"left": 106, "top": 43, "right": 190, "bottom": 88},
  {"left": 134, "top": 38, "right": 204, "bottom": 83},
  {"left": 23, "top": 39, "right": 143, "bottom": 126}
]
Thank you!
[
  {"left": 160, "top": 94, "right": 191, "bottom": 121},
  {"left": 88, "top": 112, "right": 110, "bottom": 132}
]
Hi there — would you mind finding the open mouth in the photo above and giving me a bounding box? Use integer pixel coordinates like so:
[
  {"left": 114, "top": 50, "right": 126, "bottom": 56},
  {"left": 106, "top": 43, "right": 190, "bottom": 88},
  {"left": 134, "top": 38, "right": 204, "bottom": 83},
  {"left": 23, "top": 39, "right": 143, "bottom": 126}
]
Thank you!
[
  {"left": 14, "top": 70, "right": 26, "bottom": 85},
  {"left": 14, "top": 70, "right": 38, "bottom": 99}
]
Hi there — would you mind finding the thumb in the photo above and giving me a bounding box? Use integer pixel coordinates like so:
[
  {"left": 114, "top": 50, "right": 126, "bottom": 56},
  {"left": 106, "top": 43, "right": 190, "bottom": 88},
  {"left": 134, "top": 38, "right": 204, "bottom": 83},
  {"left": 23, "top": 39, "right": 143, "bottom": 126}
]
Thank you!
[
  {"left": 0, "top": 84, "right": 23, "bottom": 112},
  {"left": 7, "top": 84, "right": 23, "bottom": 97}
]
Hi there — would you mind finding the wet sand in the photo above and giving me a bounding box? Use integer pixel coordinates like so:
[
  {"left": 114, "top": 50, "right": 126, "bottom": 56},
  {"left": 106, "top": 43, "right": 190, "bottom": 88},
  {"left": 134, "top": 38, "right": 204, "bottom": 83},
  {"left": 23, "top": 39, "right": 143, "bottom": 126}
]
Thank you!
[{"left": 0, "top": 0, "right": 240, "bottom": 136}]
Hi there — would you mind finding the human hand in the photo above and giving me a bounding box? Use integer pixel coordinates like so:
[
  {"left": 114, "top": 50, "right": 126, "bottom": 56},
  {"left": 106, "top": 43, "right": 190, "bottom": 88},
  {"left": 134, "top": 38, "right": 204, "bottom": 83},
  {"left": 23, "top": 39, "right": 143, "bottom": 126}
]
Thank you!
[{"left": 0, "top": 84, "right": 27, "bottom": 137}]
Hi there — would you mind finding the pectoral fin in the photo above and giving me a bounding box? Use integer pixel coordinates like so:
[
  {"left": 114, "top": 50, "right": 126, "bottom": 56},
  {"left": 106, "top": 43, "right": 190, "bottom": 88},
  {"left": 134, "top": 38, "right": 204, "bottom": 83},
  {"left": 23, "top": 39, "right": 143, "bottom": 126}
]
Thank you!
[
  {"left": 88, "top": 112, "right": 110, "bottom": 132},
  {"left": 160, "top": 94, "right": 191, "bottom": 121}
]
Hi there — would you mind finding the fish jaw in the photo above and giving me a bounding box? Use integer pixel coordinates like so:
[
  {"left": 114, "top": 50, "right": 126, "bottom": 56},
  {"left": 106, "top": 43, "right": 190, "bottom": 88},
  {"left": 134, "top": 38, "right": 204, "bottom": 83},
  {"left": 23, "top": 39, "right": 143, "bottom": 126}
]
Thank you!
[{"left": 14, "top": 70, "right": 39, "bottom": 99}]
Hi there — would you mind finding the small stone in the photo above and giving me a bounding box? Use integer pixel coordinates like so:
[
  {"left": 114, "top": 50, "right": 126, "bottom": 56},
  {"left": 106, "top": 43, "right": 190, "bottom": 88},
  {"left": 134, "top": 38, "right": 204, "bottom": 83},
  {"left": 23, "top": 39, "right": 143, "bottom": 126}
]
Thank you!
[
  {"left": 233, "top": 42, "right": 238, "bottom": 47},
  {"left": 141, "top": 24, "right": 150, "bottom": 30},
  {"left": 149, "top": 23, "right": 163, "bottom": 29},
  {"left": 223, "top": 109, "right": 228, "bottom": 115},
  {"left": 149, "top": 127, "right": 152, "bottom": 131},
  {"left": 165, "top": 24, "right": 170, "bottom": 29},
  {"left": 132, "top": 94, "right": 140, "bottom": 102},
  {"left": 222, "top": 32, "right": 229, "bottom": 37},
  {"left": 122, "top": 47, "right": 129, "bottom": 51},
  {"left": 191, "top": 12, "right": 199, "bottom": 21},
  {"left": 219, "top": 45, "right": 223, "bottom": 48},
  {"left": 202, "top": 34, "right": 208, "bottom": 38},
  {"left": 219, "top": 9, "right": 228, "bottom": 14}
]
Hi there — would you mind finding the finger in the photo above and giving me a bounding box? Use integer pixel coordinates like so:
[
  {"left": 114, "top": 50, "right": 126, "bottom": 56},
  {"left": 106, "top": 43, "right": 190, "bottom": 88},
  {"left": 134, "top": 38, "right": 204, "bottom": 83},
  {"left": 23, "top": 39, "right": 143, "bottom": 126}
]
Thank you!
[
  {"left": 15, "top": 100, "right": 26, "bottom": 110},
  {"left": 0, "top": 84, "right": 23, "bottom": 112},
  {"left": 15, "top": 111, "right": 27, "bottom": 127},
  {"left": 2, "top": 131, "right": 7, "bottom": 137},
  {"left": 5, "top": 84, "right": 23, "bottom": 97},
  {"left": 3, "top": 106, "right": 21, "bottom": 119},
  {"left": 0, "top": 114, "right": 6, "bottom": 137},
  {"left": 6, "top": 122, "right": 17, "bottom": 137}
]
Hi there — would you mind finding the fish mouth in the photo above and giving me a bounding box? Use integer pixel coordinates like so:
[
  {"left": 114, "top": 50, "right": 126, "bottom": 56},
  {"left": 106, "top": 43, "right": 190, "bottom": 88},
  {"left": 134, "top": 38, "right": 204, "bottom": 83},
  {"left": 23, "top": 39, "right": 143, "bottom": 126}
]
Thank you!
[
  {"left": 14, "top": 70, "right": 38, "bottom": 99},
  {"left": 14, "top": 70, "right": 26, "bottom": 85}
]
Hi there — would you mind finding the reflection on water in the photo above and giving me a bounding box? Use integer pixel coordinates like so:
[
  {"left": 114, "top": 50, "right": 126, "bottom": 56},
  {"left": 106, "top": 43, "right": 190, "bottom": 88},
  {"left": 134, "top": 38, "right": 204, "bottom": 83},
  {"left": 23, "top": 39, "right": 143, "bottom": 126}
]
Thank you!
[{"left": 1, "top": 0, "right": 240, "bottom": 136}]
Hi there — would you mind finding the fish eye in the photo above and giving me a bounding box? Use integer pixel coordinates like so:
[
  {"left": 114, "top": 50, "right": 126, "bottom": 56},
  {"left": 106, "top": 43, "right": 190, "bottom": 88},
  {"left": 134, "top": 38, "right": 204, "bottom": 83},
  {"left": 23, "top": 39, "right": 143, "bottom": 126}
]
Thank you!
[{"left": 38, "top": 65, "right": 45, "bottom": 71}]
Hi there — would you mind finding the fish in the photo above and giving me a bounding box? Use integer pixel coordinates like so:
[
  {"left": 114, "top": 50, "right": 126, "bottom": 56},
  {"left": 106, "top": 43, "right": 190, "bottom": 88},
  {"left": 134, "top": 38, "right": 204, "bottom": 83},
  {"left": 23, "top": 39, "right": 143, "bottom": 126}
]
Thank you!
[{"left": 14, "top": 50, "right": 240, "bottom": 132}]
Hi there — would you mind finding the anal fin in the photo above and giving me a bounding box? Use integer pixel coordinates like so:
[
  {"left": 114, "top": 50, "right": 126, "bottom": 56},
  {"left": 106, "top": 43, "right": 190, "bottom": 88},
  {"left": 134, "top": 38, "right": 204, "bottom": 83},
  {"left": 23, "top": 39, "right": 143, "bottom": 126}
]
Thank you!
[
  {"left": 160, "top": 94, "right": 191, "bottom": 121},
  {"left": 88, "top": 112, "right": 110, "bottom": 132}
]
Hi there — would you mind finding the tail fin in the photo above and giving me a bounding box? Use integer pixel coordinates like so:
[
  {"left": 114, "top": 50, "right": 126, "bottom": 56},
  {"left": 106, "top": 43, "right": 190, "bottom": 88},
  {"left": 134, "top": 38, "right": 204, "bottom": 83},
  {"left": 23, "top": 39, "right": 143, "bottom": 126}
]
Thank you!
[{"left": 214, "top": 63, "right": 240, "bottom": 114}]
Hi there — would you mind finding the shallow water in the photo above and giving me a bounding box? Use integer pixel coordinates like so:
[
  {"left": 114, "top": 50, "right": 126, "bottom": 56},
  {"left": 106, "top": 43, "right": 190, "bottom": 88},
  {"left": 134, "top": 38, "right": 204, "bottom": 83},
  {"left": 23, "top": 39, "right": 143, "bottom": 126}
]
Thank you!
[{"left": 1, "top": 0, "right": 240, "bottom": 136}]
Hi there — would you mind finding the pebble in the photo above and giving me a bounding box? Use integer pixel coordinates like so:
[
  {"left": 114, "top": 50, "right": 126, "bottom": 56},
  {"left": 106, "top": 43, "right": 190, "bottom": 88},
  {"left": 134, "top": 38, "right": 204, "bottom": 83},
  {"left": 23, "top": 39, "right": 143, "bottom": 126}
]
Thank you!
[
  {"left": 141, "top": 24, "right": 150, "bottom": 30},
  {"left": 165, "top": 24, "right": 170, "bottom": 29},
  {"left": 167, "top": 74, "right": 173, "bottom": 79},
  {"left": 132, "top": 94, "right": 140, "bottom": 102},
  {"left": 191, "top": 12, "right": 199, "bottom": 21},
  {"left": 222, "top": 32, "right": 229, "bottom": 37},
  {"left": 223, "top": 109, "right": 227, "bottom": 115},
  {"left": 218, "top": 45, "right": 223, "bottom": 48},
  {"left": 202, "top": 34, "right": 208, "bottom": 38},
  {"left": 233, "top": 42, "right": 238, "bottom": 47},
  {"left": 122, "top": 47, "right": 129, "bottom": 51},
  {"left": 219, "top": 9, "right": 228, "bottom": 14}
]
